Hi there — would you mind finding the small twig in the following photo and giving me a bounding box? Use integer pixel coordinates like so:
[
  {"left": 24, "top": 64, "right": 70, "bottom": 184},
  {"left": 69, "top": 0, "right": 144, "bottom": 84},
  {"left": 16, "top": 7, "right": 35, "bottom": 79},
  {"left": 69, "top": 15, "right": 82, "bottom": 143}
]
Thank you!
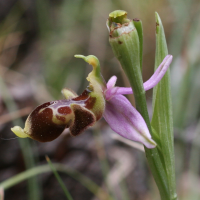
[
  {"left": 0, "top": 187, "right": 4, "bottom": 200},
  {"left": 0, "top": 64, "right": 27, "bottom": 82},
  {"left": 0, "top": 107, "right": 32, "bottom": 125}
]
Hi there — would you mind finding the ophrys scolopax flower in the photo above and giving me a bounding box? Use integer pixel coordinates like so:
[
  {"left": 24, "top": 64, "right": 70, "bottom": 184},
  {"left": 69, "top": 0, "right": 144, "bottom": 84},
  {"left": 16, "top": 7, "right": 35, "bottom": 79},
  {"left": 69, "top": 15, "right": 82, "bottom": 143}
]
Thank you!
[{"left": 11, "top": 54, "right": 172, "bottom": 148}]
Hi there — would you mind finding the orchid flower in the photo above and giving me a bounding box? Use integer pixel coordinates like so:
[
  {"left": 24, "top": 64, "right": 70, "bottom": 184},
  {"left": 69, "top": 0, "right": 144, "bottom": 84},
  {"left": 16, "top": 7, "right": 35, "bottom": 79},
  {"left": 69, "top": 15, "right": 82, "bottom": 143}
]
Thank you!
[{"left": 11, "top": 54, "right": 172, "bottom": 149}]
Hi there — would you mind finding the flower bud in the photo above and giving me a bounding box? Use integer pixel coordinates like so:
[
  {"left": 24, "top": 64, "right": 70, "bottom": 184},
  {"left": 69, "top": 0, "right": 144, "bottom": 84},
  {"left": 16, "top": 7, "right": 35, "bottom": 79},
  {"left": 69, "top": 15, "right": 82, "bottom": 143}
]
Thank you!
[{"left": 107, "top": 10, "right": 143, "bottom": 95}]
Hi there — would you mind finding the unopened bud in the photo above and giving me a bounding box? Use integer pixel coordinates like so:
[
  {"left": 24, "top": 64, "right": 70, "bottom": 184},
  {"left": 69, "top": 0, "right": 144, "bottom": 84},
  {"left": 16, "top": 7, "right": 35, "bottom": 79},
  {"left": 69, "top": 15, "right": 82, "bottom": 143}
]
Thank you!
[{"left": 107, "top": 10, "right": 143, "bottom": 95}]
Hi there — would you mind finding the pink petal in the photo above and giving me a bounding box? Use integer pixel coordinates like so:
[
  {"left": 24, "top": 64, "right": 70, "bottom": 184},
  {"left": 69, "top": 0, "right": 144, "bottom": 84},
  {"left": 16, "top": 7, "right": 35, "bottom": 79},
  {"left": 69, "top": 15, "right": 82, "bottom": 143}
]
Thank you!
[
  {"left": 106, "top": 76, "right": 117, "bottom": 89},
  {"left": 105, "top": 87, "right": 132, "bottom": 100},
  {"left": 104, "top": 55, "right": 173, "bottom": 100},
  {"left": 103, "top": 95, "right": 156, "bottom": 148},
  {"left": 143, "top": 55, "right": 173, "bottom": 91}
]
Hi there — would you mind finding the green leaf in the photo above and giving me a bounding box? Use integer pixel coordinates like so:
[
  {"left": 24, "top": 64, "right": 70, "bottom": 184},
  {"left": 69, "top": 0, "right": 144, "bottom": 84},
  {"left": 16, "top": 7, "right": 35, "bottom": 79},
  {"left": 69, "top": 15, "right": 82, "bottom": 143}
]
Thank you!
[
  {"left": 151, "top": 12, "right": 177, "bottom": 200},
  {"left": 46, "top": 156, "right": 73, "bottom": 200},
  {"left": 0, "top": 164, "right": 112, "bottom": 200}
]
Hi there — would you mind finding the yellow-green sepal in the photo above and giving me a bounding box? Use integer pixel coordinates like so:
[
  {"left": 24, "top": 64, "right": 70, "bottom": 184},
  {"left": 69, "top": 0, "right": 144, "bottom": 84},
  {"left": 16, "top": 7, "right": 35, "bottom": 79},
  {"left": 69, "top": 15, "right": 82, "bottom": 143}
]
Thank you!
[
  {"left": 11, "top": 126, "right": 28, "bottom": 138},
  {"left": 74, "top": 55, "right": 106, "bottom": 91}
]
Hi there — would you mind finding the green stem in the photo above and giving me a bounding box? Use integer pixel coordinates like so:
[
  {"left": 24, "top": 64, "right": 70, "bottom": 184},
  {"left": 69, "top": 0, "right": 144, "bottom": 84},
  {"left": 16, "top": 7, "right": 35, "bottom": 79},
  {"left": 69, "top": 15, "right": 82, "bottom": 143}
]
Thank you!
[
  {"left": 108, "top": 17, "right": 170, "bottom": 200},
  {"left": 134, "top": 89, "right": 170, "bottom": 200},
  {"left": 46, "top": 156, "right": 73, "bottom": 200}
]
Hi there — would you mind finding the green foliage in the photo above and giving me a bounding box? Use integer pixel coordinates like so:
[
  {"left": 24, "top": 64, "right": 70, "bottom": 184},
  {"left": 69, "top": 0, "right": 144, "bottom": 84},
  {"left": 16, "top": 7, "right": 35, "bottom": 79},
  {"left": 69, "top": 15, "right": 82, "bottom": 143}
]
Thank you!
[{"left": 151, "top": 13, "right": 177, "bottom": 200}]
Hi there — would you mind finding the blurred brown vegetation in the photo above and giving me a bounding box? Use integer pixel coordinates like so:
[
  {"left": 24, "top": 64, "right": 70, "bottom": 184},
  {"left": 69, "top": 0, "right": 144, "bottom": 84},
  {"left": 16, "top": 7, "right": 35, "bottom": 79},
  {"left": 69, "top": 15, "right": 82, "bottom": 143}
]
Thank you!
[{"left": 0, "top": 0, "right": 200, "bottom": 200}]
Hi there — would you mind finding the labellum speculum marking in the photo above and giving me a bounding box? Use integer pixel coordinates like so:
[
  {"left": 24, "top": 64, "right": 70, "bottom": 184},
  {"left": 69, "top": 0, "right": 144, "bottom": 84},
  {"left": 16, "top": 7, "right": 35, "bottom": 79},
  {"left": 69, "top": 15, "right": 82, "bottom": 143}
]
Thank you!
[{"left": 11, "top": 55, "right": 106, "bottom": 142}]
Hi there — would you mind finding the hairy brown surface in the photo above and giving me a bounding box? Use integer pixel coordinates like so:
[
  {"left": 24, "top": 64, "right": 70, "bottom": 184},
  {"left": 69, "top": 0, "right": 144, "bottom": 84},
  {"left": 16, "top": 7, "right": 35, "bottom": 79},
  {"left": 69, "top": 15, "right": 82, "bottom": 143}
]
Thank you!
[
  {"left": 28, "top": 102, "right": 66, "bottom": 142},
  {"left": 70, "top": 104, "right": 95, "bottom": 136}
]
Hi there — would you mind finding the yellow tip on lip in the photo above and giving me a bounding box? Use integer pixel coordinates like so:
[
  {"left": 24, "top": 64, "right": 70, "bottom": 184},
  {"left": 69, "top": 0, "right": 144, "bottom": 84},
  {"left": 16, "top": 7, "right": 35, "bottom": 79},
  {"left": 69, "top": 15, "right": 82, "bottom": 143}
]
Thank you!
[{"left": 11, "top": 126, "right": 28, "bottom": 138}]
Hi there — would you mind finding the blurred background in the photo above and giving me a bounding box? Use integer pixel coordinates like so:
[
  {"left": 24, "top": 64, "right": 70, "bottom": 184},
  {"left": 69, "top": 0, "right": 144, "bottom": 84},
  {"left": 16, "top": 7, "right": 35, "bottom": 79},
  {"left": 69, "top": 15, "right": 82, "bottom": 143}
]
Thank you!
[{"left": 0, "top": 0, "right": 200, "bottom": 199}]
